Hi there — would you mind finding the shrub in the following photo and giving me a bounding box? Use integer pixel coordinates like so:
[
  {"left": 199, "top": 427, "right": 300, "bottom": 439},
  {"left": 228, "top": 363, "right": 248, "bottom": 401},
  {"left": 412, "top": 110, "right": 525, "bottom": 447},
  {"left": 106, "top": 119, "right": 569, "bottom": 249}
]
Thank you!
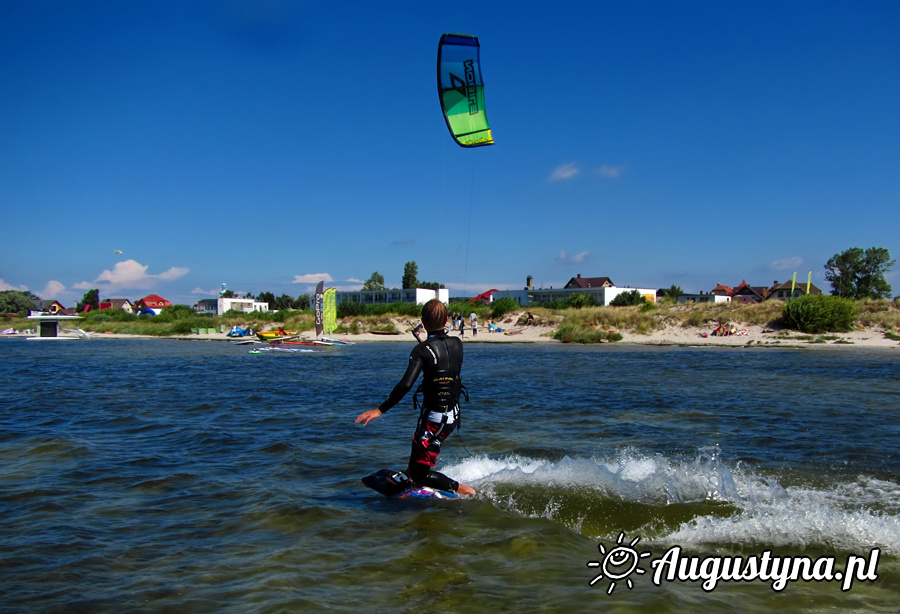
[
  {"left": 81, "top": 308, "right": 138, "bottom": 323},
  {"left": 337, "top": 301, "right": 367, "bottom": 318},
  {"left": 155, "top": 304, "right": 197, "bottom": 322},
  {"left": 553, "top": 323, "right": 622, "bottom": 343},
  {"left": 566, "top": 293, "right": 597, "bottom": 309},
  {"left": 780, "top": 295, "right": 856, "bottom": 333},
  {"left": 336, "top": 301, "right": 421, "bottom": 318},
  {"left": 490, "top": 297, "right": 521, "bottom": 320},
  {"left": 609, "top": 290, "right": 646, "bottom": 307}
]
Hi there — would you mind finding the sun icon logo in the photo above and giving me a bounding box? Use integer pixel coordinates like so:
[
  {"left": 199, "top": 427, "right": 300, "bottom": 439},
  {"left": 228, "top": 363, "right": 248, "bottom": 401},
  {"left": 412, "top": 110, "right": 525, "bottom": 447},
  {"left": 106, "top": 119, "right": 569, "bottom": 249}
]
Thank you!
[{"left": 587, "top": 532, "right": 653, "bottom": 594}]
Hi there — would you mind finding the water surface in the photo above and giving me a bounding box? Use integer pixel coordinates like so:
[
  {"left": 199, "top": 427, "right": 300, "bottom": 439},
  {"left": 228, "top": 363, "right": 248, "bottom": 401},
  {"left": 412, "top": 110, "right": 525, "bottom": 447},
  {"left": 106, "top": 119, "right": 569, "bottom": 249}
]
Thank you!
[{"left": 1, "top": 339, "right": 898, "bottom": 612}]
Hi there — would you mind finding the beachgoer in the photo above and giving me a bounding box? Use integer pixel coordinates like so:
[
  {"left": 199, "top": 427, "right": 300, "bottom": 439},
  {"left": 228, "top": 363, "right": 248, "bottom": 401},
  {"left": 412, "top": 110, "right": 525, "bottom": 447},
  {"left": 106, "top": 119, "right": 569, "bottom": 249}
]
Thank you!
[
  {"left": 470, "top": 312, "right": 477, "bottom": 337},
  {"left": 355, "top": 299, "right": 476, "bottom": 496},
  {"left": 459, "top": 314, "right": 465, "bottom": 339},
  {"left": 526, "top": 313, "right": 534, "bottom": 325},
  {"left": 488, "top": 318, "right": 495, "bottom": 333}
]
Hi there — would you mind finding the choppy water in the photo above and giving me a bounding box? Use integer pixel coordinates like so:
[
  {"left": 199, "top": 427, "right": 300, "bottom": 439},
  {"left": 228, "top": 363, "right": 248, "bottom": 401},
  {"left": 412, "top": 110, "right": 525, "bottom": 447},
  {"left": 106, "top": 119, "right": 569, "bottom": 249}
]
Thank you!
[{"left": 1, "top": 339, "right": 898, "bottom": 613}]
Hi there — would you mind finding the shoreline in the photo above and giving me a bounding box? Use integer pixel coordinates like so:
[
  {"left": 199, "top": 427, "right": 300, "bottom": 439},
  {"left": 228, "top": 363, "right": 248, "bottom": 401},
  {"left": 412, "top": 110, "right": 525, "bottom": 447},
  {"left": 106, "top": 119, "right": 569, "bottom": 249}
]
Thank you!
[{"left": 5, "top": 321, "right": 898, "bottom": 349}]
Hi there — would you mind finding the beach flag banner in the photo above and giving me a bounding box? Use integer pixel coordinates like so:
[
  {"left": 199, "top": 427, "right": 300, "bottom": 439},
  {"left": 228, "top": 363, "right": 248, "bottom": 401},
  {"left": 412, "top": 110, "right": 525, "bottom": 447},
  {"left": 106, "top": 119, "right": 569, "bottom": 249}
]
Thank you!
[
  {"left": 323, "top": 288, "right": 337, "bottom": 335},
  {"left": 315, "top": 281, "right": 324, "bottom": 337}
]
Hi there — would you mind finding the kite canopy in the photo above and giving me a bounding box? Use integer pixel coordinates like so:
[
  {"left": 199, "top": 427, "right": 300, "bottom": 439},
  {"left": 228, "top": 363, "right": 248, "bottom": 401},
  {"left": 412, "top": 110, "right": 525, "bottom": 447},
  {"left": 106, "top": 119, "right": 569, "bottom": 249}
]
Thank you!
[{"left": 437, "top": 33, "right": 493, "bottom": 147}]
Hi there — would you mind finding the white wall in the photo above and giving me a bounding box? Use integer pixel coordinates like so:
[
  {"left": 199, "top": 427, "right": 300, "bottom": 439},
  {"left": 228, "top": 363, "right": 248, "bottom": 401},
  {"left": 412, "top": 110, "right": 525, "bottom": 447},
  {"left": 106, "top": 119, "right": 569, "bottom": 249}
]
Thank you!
[{"left": 219, "top": 298, "right": 270, "bottom": 314}]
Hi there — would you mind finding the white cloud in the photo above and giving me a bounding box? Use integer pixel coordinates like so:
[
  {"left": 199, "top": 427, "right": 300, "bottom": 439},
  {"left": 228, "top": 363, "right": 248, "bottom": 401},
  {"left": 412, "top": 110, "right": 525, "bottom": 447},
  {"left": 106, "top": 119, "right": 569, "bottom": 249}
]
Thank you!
[
  {"left": 556, "top": 250, "right": 590, "bottom": 264},
  {"left": 596, "top": 164, "right": 625, "bottom": 178},
  {"left": 76, "top": 259, "right": 190, "bottom": 291},
  {"left": 40, "top": 280, "right": 66, "bottom": 299},
  {"left": 292, "top": 273, "right": 334, "bottom": 284},
  {"left": 548, "top": 162, "right": 580, "bottom": 182},
  {"left": 191, "top": 287, "right": 220, "bottom": 295},
  {"left": 769, "top": 257, "right": 803, "bottom": 271},
  {"left": 0, "top": 278, "right": 28, "bottom": 291},
  {"left": 346, "top": 278, "right": 364, "bottom": 284}
]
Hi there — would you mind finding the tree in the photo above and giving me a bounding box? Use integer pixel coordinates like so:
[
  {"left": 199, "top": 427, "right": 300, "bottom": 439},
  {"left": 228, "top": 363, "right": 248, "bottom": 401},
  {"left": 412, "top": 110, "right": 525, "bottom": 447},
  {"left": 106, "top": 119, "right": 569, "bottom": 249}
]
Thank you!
[
  {"left": 0, "top": 290, "right": 40, "bottom": 315},
  {"left": 402, "top": 261, "right": 419, "bottom": 289},
  {"left": 273, "top": 294, "right": 294, "bottom": 311},
  {"left": 665, "top": 285, "right": 684, "bottom": 300},
  {"left": 609, "top": 289, "right": 646, "bottom": 306},
  {"left": 295, "top": 293, "right": 310, "bottom": 310},
  {"left": 76, "top": 289, "right": 100, "bottom": 312},
  {"left": 256, "top": 291, "right": 275, "bottom": 308},
  {"left": 825, "top": 247, "right": 895, "bottom": 300},
  {"left": 362, "top": 272, "right": 386, "bottom": 291},
  {"left": 566, "top": 293, "right": 597, "bottom": 308}
]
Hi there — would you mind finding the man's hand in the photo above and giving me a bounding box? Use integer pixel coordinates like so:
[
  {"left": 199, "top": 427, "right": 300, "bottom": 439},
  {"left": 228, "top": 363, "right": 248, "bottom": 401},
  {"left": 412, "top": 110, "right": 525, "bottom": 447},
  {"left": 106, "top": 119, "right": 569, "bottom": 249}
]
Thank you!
[{"left": 355, "top": 409, "right": 383, "bottom": 426}]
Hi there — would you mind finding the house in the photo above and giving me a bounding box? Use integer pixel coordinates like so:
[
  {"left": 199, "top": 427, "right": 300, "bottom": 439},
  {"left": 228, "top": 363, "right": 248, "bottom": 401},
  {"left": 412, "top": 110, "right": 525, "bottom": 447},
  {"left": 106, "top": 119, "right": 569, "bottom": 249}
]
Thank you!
[
  {"left": 709, "top": 283, "right": 734, "bottom": 297},
  {"left": 564, "top": 274, "right": 615, "bottom": 289},
  {"left": 766, "top": 280, "right": 822, "bottom": 300},
  {"left": 99, "top": 298, "right": 134, "bottom": 312},
  {"left": 470, "top": 289, "right": 498, "bottom": 304},
  {"left": 677, "top": 291, "right": 731, "bottom": 304},
  {"left": 492, "top": 275, "right": 656, "bottom": 306},
  {"left": 38, "top": 300, "right": 66, "bottom": 314},
  {"left": 731, "top": 281, "right": 769, "bottom": 304},
  {"left": 194, "top": 297, "right": 270, "bottom": 316},
  {"left": 134, "top": 294, "right": 172, "bottom": 315}
]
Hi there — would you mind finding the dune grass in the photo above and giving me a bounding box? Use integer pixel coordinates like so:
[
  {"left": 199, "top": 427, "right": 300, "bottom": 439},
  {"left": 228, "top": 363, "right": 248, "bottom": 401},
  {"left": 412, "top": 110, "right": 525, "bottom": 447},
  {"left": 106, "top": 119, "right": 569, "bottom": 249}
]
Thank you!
[{"left": 5, "top": 297, "right": 896, "bottom": 342}]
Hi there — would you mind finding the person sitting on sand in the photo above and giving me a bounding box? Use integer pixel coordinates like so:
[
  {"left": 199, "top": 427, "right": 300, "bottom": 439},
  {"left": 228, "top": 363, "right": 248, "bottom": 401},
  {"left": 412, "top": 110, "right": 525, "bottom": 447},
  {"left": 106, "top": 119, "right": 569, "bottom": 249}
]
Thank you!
[{"left": 355, "top": 299, "right": 476, "bottom": 496}]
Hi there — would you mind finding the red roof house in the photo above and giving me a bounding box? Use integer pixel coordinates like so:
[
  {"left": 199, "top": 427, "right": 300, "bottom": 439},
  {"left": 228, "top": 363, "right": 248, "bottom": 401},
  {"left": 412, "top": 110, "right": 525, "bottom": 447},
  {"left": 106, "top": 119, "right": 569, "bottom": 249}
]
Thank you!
[{"left": 135, "top": 294, "right": 172, "bottom": 313}]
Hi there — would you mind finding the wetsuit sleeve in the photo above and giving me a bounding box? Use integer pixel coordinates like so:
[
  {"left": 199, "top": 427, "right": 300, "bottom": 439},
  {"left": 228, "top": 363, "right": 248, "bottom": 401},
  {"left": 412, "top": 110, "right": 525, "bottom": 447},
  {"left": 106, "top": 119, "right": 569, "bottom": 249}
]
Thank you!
[{"left": 377, "top": 349, "right": 424, "bottom": 413}]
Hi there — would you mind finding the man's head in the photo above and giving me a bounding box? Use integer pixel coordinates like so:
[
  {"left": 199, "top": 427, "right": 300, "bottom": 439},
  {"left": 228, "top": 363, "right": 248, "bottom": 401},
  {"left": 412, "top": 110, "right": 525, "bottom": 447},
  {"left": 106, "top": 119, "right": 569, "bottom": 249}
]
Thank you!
[{"left": 421, "top": 299, "right": 448, "bottom": 332}]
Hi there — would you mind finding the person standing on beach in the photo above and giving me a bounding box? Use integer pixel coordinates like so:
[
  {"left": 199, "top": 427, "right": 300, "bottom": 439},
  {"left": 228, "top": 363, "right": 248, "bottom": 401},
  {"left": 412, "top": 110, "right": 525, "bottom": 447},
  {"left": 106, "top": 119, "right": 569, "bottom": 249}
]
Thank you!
[
  {"left": 470, "top": 312, "right": 477, "bottom": 337},
  {"left": 355, "top": 299, "right": 476, "bottom": 496},
  {"left": 458, "top": 313, "right": 465, "bottom": 339}
]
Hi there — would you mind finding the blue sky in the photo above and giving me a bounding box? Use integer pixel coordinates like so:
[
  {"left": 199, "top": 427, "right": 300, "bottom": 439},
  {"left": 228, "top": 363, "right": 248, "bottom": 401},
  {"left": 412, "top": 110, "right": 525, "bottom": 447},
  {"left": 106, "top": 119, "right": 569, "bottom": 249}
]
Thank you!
[{"left": 2, "top": 1, "right": 898, "bottom": 306}]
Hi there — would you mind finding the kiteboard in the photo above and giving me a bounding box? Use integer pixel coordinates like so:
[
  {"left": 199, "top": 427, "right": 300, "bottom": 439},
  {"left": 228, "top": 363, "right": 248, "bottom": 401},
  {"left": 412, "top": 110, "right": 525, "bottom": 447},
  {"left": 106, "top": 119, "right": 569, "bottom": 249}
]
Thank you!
[{"left": 362, "top": 468, "right": 458, "bottom": 500}]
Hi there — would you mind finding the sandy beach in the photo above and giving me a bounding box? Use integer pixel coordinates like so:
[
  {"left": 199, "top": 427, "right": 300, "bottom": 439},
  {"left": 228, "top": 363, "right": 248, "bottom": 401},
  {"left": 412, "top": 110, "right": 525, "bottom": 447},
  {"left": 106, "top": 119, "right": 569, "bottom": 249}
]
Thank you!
[
  {"left": 323, "top": 321, "right": 900, "bottom": 349},
  {"left": 16, "top": 317, "right": 892, "bottom": 349}
]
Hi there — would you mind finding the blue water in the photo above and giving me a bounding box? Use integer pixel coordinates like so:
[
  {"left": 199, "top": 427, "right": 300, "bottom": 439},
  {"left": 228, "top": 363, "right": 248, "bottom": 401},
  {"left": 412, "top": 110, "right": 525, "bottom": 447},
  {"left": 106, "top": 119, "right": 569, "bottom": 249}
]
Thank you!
[{"left": 1, "top": 339, "right": 898, "bottom": 612}]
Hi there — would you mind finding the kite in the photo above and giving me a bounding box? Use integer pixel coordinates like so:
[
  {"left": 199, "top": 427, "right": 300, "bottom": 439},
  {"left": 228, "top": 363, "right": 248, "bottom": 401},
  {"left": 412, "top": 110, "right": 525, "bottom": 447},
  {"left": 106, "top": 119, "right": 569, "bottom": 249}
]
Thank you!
[
  {"left": 114, "top": 250, "right": 123, "bottom": 255},
  {"left": 437, "top": 34, "right": 493, "bottom": 147}
]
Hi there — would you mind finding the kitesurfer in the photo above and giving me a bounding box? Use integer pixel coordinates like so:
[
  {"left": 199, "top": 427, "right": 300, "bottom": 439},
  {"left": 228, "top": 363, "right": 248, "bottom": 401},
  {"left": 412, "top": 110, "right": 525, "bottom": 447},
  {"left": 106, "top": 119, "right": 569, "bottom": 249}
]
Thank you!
[{"left": 355, "top": 299, "right": 476, "bottom": 496}]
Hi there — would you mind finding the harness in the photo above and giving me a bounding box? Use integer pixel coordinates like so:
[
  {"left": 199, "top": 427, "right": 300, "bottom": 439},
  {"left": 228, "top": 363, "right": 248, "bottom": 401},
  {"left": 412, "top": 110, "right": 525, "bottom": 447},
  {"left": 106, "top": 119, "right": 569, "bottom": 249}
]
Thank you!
[{"left": 412, "top": 336, "right": 469, "bottom": 442}]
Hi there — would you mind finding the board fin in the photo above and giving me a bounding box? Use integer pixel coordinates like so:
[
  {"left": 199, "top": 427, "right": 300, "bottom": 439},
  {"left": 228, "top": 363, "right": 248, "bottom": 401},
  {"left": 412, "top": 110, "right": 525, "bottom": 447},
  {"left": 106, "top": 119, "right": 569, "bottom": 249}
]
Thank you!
[{"left": 362, "top": 468, "right": 413, "bottom": 497}]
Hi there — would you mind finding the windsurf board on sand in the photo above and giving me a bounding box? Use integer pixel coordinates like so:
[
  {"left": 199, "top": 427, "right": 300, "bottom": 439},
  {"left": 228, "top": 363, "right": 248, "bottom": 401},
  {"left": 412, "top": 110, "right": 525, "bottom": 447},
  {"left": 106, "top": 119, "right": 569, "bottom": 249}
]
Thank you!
[{"left": 362, "top": 468, "right": 458, "bottom": 500}]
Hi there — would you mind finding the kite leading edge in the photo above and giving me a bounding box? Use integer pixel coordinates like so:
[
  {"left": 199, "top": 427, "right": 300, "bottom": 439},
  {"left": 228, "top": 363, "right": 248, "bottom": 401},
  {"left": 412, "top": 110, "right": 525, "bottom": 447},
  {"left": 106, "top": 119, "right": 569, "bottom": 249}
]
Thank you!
[{"left": 437, "top": 33, "right": 494, "bottom": 148}]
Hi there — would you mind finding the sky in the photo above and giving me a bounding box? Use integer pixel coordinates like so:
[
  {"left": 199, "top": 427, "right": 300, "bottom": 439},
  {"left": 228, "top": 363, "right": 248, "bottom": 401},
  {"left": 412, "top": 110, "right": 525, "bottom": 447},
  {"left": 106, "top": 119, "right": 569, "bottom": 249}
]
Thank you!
[{"left": 2, "top": 1, "right": 898, "bottom": 306}]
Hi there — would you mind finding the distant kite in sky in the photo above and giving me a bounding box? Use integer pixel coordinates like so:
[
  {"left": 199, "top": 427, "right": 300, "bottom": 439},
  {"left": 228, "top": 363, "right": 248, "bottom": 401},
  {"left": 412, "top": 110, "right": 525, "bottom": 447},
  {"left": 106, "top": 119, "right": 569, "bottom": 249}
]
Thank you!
[
  {"left": 114, "top": 250, "right": 123, "bottom": 255},
  {"left": 437, "top": 33, "right": 493, "bottom": 147}
]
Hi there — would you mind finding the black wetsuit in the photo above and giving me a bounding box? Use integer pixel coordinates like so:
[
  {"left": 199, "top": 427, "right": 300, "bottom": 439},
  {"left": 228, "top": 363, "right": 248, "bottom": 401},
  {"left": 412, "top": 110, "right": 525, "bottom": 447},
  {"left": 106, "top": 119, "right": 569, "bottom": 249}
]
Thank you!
[{"left": 377, "top": 330, "right": 464, "bottom": 492}]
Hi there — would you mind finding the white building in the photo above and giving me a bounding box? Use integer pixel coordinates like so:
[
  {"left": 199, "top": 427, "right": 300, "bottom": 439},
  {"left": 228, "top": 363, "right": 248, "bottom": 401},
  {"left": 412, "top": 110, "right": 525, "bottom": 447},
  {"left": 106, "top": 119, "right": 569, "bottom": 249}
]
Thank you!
[
  {"left": 194, "top": 297, "right": 270, "bottom": 316},
  {"left": 492, "top": 275, "right": 657, "bottom": 306},
  {"left": 677, "top": 293, "right": 732, "bottom": 304},
  {"left": 336, "top": 287, "right": 449, "bottom": 306}
]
